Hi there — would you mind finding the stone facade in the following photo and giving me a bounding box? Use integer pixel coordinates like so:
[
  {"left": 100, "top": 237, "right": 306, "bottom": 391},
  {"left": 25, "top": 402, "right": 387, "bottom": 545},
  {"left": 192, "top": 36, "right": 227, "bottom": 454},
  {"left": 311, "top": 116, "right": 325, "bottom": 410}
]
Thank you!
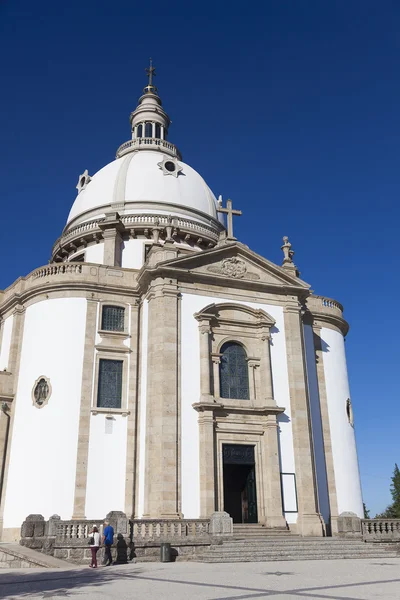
[{"left": 0, "top": 68, "right": 363, "bottom": 542}]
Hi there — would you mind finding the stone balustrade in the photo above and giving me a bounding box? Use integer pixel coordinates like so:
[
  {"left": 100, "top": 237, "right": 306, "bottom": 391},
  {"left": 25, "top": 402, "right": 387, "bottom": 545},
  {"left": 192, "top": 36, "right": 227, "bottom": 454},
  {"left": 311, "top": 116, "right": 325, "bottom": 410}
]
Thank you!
[
  {"left": 362, "top": 519, "right": 400, "bottom": 542},
  {"left": 116, "top": 137, "right": 182, "bottom": 160},
  {"left": 32, "top": 264, "right": 83, "bottom": 279},
  {"left": 19, "top": 513, "right": 231, "bottom": 564},
  {"left": 56, "top": 520, "right": 104, "bottom": 540},
  {"left": 0, "top": 263, "right": 139, "bottom": 314},
  {"left": 51, "top": 212, "right": 221, "bottom": 261},
  {"left": 307, "top": 294, "right": 344, "bottom": 318},
  {"left": 131, "top": 519, "right": 210, "bottom": 541},
  {"left": 306, "top": 294, "right": 348, "bottom": 335}
]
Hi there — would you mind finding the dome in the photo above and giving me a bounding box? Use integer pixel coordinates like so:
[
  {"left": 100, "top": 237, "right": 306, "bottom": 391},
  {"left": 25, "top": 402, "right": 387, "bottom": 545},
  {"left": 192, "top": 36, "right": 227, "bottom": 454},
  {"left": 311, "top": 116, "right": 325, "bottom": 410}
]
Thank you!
[{"left": 67, "top": 150, "right": 220, "bottom": 228}]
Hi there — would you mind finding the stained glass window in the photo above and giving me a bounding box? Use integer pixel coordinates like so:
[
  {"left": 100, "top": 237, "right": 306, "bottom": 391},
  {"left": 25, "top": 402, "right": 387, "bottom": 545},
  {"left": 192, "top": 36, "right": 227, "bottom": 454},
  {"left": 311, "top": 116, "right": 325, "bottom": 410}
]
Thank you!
[
  {"left": 101, "top": 306, "right": 125, "bottom": 332},
  {"left": 97, "top": 359, "right": 123, "bottom": 408},
  {"left": 220, "top": 342, "right": 249, "bottom": 400}
]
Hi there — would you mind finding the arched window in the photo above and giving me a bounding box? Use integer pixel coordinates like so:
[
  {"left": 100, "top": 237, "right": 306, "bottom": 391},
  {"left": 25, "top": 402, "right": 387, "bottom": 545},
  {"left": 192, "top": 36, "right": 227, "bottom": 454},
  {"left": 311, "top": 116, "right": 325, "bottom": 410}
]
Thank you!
[
  {"left": 137, "top": 124, "right": 143, "bottom": 138},
  {"left": 145, "top": 122, "right": 152, "bottom": 137},
  {"left": 219, "top": 342, "right": 249, "bottom": 400},
  {"left": 155, "top": 123, "right": 161, "bottom": 138}
]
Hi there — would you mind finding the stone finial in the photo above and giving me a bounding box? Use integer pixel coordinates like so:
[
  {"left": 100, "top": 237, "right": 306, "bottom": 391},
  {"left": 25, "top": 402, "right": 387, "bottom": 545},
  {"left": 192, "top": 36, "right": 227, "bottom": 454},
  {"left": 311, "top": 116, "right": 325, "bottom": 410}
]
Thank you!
[{"left": 281, "top": 236, "right": 299, "bottom": 277}]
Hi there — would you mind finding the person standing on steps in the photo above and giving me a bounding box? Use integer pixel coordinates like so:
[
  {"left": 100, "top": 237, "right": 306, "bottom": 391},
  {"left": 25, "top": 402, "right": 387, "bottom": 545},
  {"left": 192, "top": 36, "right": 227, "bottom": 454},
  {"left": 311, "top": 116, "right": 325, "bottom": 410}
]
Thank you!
[
  {"left": 102, "top": 520, "right": 114, "bottom": 566},
  {"left": 89, "top": 526, "right": 101, "bottom": 568}
]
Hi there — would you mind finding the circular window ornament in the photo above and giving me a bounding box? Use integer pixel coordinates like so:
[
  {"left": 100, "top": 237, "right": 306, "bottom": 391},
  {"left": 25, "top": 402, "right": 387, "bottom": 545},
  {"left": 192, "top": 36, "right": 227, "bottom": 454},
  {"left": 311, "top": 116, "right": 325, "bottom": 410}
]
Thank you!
[
  {"left": 32, "top": 376, "right": 52, "bottom": 409},
  {"left": 164, "top": 161, "right": 176, "bottom": 172},
  {"left": 346, "top": 398, "right": 354, "bottom": 427},
  {"left": 76, "top": 169, "right": 92, "bottom": 193},
  {"left": 157, "top": 156, "right": 183, "bottom": 178}
]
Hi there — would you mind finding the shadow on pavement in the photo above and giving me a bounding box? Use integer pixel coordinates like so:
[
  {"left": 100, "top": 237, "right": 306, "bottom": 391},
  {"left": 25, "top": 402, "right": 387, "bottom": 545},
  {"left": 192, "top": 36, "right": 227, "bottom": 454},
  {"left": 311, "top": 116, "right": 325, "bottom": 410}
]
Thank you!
[{"left": 0, "top": 564, "right": 146, "bottom": 599}]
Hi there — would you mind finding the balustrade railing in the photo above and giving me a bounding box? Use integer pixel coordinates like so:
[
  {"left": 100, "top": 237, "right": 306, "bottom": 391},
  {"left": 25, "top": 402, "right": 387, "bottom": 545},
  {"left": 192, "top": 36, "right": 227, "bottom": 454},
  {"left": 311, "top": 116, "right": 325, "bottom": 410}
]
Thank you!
[
  {"left": 131, "top": 519, "right": 210, "bottom": 541},
  {"left": 307, "top": 294, "right": 344, "bottom": 317},
  {"left": 56, "top": 520, "right": 104, "bottom": 540},
  {"left": 116, "top": 138, "right": 181, "bottom": 159},
  {"left": 362, "top": 519, "right": 400, "bottom": 541},
  {"left": 32, "top": 264, "right": 83, "bottom": 279}
]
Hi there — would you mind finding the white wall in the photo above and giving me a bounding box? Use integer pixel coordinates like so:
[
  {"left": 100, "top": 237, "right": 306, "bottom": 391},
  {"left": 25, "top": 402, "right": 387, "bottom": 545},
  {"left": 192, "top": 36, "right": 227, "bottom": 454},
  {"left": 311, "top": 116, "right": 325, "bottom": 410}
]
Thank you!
[
  {"left": 85, "top": 413, "right": 128, "bottom": 518},
  {"left": 121, "top": 239, "right": 146, "bottom": 270},
  {"left": 3, "top": 298, "right": 87, "bottom": 528},
  {"left": 85, "top": 242, "right": 104, "bottom": 264},
  {"left": 137, "top": 300, "right": 148, "bottom": 517},
  {"left": 180, "top": 294, "right": 296, "bottom": 521},
  {"left": 321, "top": 327, "right": 363, "bottom": 516},
  {"left": 0, "top": 314, "right": 14, "bottom": 370},
  {"left": 303, "top": 324, "right": 330, "bottom": 524}
]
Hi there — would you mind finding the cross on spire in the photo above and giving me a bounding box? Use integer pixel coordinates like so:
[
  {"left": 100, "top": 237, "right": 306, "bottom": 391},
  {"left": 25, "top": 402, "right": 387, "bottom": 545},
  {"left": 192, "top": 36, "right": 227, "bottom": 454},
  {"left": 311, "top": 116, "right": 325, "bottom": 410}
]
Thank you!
[
  {"left": 145, "top": 58, "right": 156, "bottom": 87},
  {"left": 217, "top": 198, "right": 242, "bottom": 239}
]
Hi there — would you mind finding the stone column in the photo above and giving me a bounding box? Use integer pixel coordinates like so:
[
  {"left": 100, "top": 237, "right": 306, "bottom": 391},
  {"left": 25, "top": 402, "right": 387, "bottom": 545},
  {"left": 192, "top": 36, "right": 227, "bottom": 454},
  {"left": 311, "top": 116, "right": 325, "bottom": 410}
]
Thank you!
[
  {"left": 0, "top": 305, "right": 25, "bottom": 541},
  {"left": 198, "top": 323, "right": 212, "bottom": 402},
  {"left": 99, "top": 212, "right": 125, "bottom": 267},
  {"left": 211, "top": 355, "right": 221, "bottom": 399},
  {"left": 72, "top": 299, "right": 98, "bottom": 519},
  {"left": 247, "top": 360, "right": 258, "bottom": 402},
  {"left": 143, "top": 280, "right": 181, "bottom": 518},
  {"left": 125, "top": 300, "right": 141, "bottom": 519},
  {"left": 283, "top": 301, "right": 324, "bottom": 536},
  {"left": 260, "top": 332, "right": 274, "bottom": 404},
  {"left": 196, "top": 406, "right": 216, "bottom": 518},
  {"left": 312, "top": 324, "right": 339, "bottom": 535},
  {"left": 261, "top": 414, "right": 287, "bottom": 528}
]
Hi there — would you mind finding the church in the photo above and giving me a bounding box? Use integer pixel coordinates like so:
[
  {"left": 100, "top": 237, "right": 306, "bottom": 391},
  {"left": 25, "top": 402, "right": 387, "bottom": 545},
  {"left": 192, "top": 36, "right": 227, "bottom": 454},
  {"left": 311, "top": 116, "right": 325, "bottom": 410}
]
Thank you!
[{"left": 0, "top": 65, "right": 363, "bottom": 543}]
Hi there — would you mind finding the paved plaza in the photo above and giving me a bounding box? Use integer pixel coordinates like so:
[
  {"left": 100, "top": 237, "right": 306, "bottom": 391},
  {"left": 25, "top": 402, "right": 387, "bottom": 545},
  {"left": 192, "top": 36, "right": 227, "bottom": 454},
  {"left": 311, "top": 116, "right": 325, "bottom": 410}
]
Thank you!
[{"left": 0, "top": 558, "right": 400, "bottom": 600}]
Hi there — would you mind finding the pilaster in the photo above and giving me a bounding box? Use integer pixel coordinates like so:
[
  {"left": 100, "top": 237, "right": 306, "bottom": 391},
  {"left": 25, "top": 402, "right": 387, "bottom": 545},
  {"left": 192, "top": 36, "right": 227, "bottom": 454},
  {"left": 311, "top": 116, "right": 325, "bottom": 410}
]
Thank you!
[
  {"left": 312, "top": 324, "right": 339, "bottom": 535},
  {"left": 72, "top": 299, "right": 98, "bottom": 519},
  {"left": 125, "top": 300, "right": 141, "bottom": 519},
  {"left": 0, "top": 305, "right": 25, "bottom": 540},
  {"left": 143, "top": 279, "right": 181, "bottom": 518},
  {"left": 196, "top": 406, "right": 216, "bottom": 518},
  {"left": 283, "top": 300, "right": 324, "bottom": 536},
  {"left": 99, "top": 212, "right": 125, "bottom": 267},
  {"left": 262, "top": 414, "right": 287, "bottom": 528}
]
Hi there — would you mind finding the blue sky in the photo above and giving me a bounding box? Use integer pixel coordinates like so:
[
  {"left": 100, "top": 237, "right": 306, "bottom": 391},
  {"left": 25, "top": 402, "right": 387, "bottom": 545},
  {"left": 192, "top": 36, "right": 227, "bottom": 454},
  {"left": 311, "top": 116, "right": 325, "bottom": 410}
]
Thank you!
[{"left": 1, "top": 1, "right": 398, "bottom": 516}]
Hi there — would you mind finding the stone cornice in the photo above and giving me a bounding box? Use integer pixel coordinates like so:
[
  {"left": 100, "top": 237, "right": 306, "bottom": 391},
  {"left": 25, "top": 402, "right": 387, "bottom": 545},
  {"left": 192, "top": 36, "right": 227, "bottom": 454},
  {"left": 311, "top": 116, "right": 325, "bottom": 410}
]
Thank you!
[{"left": 192, "top": 401, "right": 285, "bottom": 416}]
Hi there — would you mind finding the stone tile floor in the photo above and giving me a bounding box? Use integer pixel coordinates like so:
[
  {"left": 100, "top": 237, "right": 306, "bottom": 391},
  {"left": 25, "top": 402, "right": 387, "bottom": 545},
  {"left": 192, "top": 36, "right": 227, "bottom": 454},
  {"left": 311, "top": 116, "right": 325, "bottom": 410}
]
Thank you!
[{"left": 0, "top": 558, "right": 400, "bottom": 599}]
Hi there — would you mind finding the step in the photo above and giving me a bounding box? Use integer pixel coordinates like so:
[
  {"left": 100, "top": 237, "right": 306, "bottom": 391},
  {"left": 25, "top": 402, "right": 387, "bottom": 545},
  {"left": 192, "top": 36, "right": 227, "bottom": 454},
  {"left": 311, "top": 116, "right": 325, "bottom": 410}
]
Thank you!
[{"left": 200, "top": 552, "right": 399, "bottom": 563}]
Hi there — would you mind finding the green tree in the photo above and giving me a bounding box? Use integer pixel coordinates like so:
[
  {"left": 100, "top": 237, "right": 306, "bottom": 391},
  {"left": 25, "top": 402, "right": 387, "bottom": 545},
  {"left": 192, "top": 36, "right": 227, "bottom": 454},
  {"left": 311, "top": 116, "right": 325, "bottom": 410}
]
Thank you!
[
  {"left": 390, "top": 463, "right": 400, "bottom": 517},
  {"left": 363, "top": 503, "right": 370, "bottom": 519}
]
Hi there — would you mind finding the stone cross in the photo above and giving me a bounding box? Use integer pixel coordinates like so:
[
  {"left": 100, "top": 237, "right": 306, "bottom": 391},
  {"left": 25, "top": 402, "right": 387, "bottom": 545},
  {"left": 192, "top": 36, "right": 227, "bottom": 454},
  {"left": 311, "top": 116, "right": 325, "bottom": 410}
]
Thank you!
[
  {"left": 217, "top": 198, "right": 242, "bottom": 240},
  {"left": 145, "top": 58, "right": 156, "bottom": 86}
]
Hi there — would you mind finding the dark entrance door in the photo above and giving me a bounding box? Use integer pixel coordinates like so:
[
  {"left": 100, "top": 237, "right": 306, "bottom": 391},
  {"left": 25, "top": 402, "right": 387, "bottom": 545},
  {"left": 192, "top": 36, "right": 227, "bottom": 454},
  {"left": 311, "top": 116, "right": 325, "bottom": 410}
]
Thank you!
[{"left": 223, "top": 444, "right": 258, "bottom": 523}]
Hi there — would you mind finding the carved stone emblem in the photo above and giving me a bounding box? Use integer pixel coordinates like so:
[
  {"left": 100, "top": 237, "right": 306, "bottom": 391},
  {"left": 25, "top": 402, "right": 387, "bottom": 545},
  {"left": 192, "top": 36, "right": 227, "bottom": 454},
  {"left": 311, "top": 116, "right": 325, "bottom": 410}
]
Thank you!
[
  {"left": 32, "top": 376, "right": 52, "bottom": 409},
  {"left": 207, "top": 257, "right": 260, "bottom": 280}
]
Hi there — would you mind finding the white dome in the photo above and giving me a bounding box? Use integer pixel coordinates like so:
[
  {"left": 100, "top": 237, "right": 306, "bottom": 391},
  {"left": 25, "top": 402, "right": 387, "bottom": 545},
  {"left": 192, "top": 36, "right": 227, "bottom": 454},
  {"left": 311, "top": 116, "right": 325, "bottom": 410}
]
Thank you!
[{"left": 67, "top": 151, "right": 220, "bottom": 227}]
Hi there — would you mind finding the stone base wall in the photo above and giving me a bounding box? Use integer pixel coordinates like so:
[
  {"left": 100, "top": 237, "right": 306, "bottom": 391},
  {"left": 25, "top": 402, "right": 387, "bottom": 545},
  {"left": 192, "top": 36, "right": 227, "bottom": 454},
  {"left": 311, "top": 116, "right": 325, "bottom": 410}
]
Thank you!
[{"left": 0, "top": 549, "right": 38, "bottom": 569}]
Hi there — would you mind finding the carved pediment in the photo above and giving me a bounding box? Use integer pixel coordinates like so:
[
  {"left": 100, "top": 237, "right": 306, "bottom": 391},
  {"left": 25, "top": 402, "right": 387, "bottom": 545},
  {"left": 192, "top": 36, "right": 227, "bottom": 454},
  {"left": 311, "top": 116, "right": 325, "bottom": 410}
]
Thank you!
[
  {"left": 152, "top": 242, "right": 310, "bottom": 291},
  {"left": 206, "top": 257, "right": 260, "bottom": 281}
]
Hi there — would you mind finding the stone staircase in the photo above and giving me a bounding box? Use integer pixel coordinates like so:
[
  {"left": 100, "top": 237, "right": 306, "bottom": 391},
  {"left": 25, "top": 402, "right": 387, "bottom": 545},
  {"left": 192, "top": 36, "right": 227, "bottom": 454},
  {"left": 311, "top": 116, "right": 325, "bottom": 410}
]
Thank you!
[{"left": 199, "top": 527, "right": 400, "bottom": 562}]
